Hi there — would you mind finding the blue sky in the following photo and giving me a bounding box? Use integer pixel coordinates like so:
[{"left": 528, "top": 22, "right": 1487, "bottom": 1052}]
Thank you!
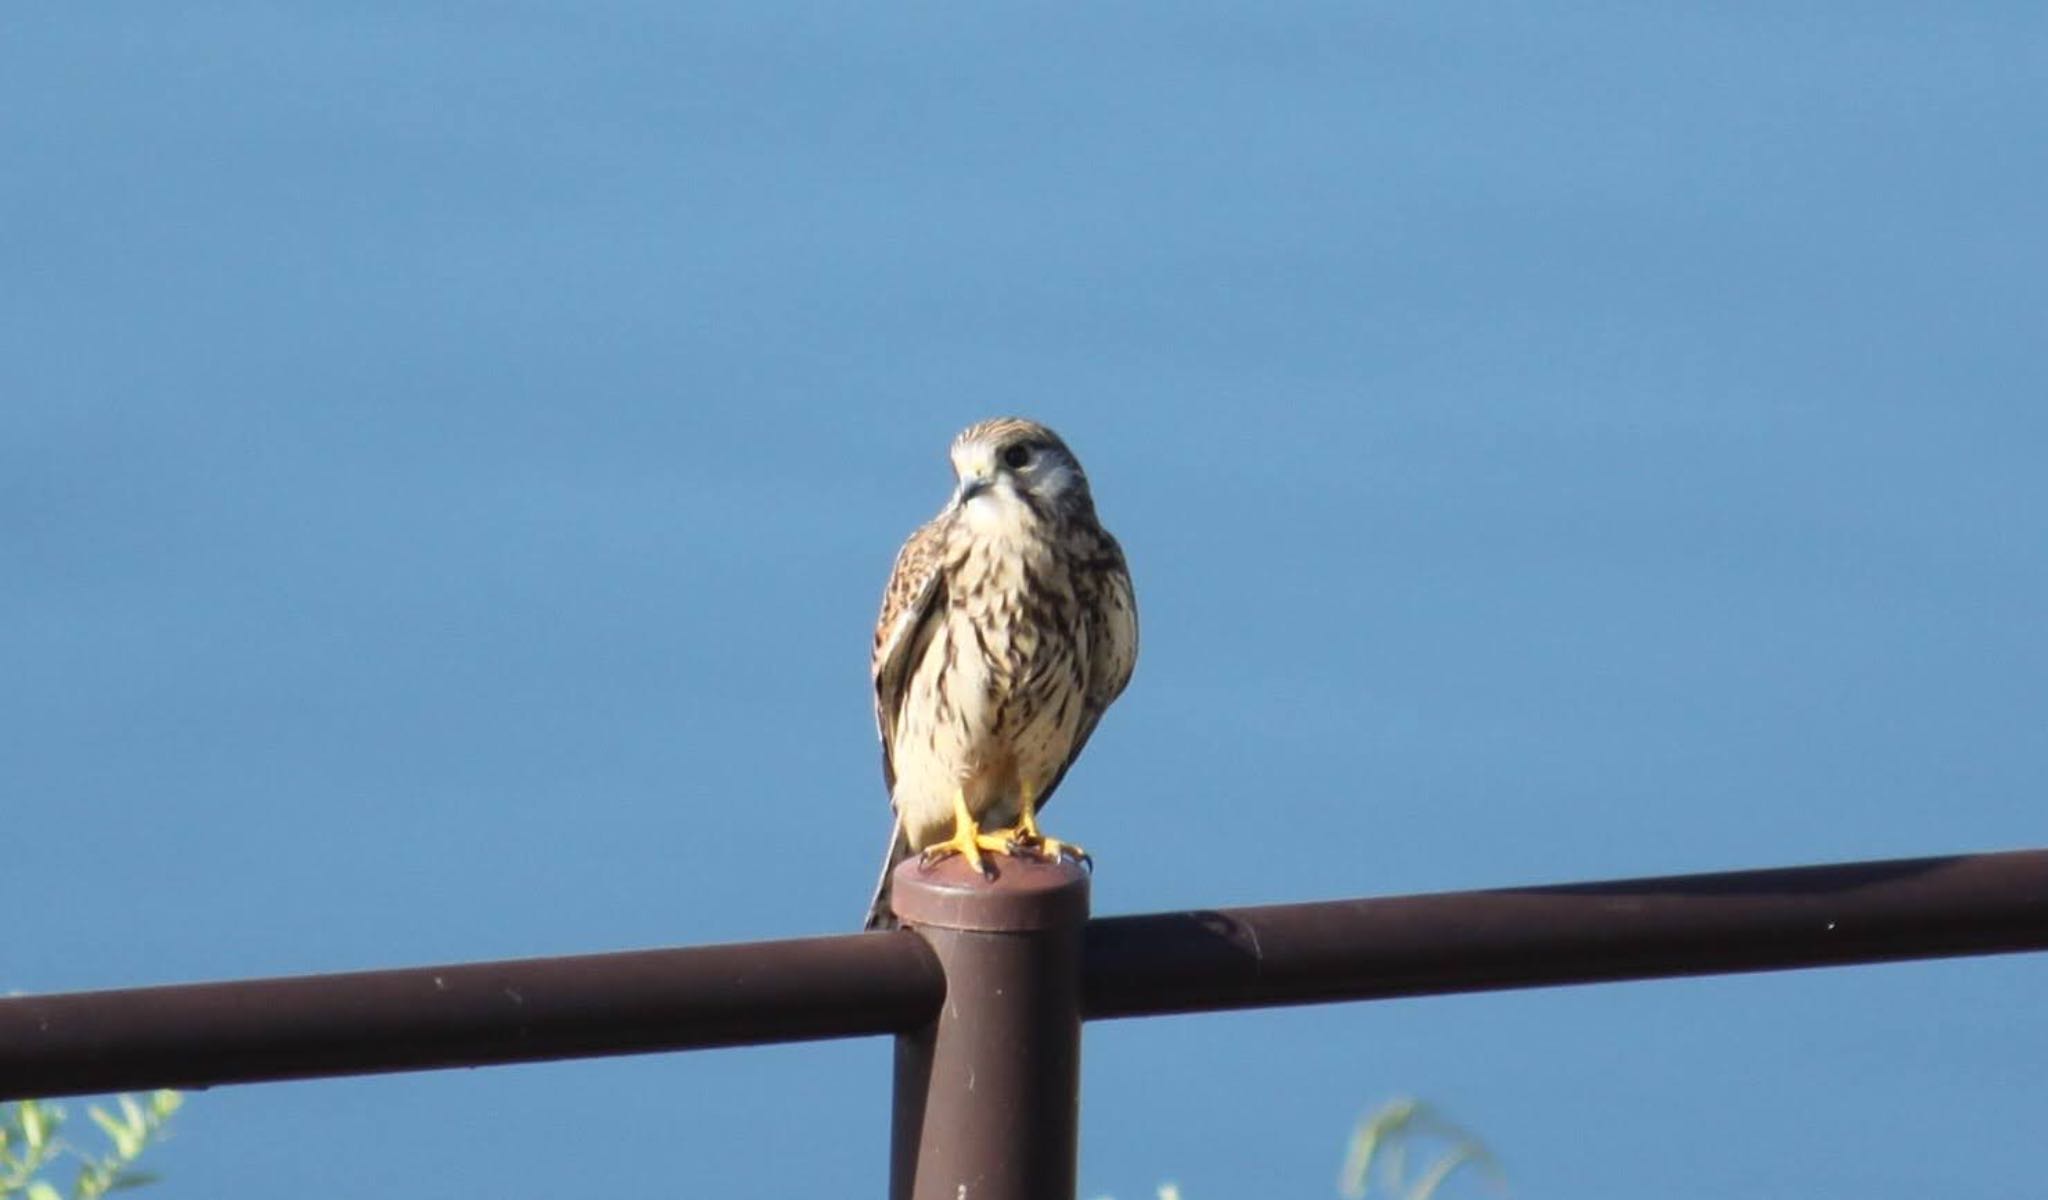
[{"left": 4, "top": 4, "right": 2044, "bottom": 1196}]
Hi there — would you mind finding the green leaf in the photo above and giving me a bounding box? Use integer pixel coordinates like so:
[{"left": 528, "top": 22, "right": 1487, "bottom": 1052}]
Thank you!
[
  {"left": 106, "top": 1169, "right": 162, "bottom": 1192},
  {"left": 1410, "top": 1144, "right": 1482, "bottom": 1200},
  {"left": 75, "top": 1163, "right": 114, "bottom": 1200},
  {"left": 17, "top": 1106, "right": 45, "bottom": 1153},
  {"left": 25, "top": 1182, "right": 61, "bottom": 1200},
  {"left": 146, "top": 1093, "right": 181, "bottom": 1122},
  {"left": 86, "top": 1109, "right": 139, "bottom": 1161}
]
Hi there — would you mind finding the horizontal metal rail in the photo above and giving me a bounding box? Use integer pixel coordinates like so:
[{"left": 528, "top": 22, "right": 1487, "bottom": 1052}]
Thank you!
[
  {"left": 5, "top": 848, "right": 2046, "bottom": 1099},
  {"left": 0, "top": 934, "right": 944, "bottom": 1098},
  {"left": 1083, "top": 848, "right": 2048, "bottom": 1018}
]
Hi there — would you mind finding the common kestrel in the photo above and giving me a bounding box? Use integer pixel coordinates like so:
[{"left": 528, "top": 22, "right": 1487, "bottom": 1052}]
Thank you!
[{"left": 864, "top": 418, "right": 1139, "bottom": 930}]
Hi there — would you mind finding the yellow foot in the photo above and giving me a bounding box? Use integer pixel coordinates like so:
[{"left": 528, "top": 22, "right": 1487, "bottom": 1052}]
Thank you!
[
  {"left": 991, "top": 829, "right": 1090, "bottom": 867},
  {"left": 917, "top": 827, "right": 1018, "bottom": 878},
  {"left": 987, "top": 790, "right": 1091, "bottom": 867},
  {"left": 916, "top": 788, "right": 1018, "bottom": 878}
]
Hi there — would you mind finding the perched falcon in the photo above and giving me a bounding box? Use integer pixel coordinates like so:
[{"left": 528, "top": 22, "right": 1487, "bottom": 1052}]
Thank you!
[{"left": 864, "top": 418, "right": 1139, "bottom": 930}]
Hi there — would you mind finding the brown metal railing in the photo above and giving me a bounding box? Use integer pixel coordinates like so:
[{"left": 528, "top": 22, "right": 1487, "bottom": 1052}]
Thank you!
[{"left": 5, "top": 848, "right": 2047, "bottom": 1198}]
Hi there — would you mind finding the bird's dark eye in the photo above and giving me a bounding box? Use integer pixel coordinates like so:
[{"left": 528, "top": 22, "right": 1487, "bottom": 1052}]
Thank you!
[{"left": 1001, "top": 444, "right": 1034, "bottom": 470}]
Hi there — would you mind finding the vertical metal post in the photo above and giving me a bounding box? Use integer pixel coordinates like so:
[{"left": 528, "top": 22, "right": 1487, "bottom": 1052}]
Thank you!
[{"left": 888, "top": 854, "right": 1090, "bottom": 1200}]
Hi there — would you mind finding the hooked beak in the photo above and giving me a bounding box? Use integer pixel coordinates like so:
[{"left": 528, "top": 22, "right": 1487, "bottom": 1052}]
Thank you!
[
  {"left": 951, "top": 442, "right": 999, "bottom": 507},
  {"left": 955, "top": 475, "right": 993, "bottom": 505}
]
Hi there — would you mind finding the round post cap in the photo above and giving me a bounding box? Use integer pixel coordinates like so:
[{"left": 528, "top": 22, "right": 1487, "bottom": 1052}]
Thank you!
[{"left": 889, "top": 854, "right": 1091, "bottom": 932}]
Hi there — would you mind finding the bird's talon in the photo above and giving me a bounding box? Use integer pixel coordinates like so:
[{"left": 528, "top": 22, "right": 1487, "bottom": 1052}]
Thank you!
[
  {"left": 1039, "top": 837, "right": 1089, "bottom": 866},
  {"left": 920, "top": 791, "right": 1025, "bottom": 878}
]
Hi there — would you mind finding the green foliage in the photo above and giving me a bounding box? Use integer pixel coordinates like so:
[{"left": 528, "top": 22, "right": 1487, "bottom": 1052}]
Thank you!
[
  {"left": 1099, "top": 1096, "right": 1504, "bottom": 1200},
  {"left": 0, "top": 1092, "right": 182, "bottom": 1200},
  {"left": 1338, "top": 1099, "right": 1503, "bottom": 1200}
]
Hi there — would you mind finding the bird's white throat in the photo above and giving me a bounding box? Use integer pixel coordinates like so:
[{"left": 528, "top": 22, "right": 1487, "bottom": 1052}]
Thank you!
[{"left": 959, "top": 484, "right": 1046, "bottom": 543}]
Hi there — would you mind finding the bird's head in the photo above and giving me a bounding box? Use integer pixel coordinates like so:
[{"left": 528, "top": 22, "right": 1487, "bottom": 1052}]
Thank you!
[{"left": 948, "top": 417, "right": 1095, "bottom": 527}]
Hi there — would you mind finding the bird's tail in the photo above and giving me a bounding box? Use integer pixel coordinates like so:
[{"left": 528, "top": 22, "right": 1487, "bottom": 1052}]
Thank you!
[{"left": 863, "top": 818, "right": 913, "bottom": 930}]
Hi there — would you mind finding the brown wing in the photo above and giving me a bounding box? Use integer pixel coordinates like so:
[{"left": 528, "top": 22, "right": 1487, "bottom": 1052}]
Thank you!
[
  {"left": 865, "top": 514, "right": 950, "bottom": 929},
  {"left": 870, "top": 513, "right": 950, "bottom": 792},
  {"left": 1033, "top": 531, "right": 1139, "bottom": 813}
]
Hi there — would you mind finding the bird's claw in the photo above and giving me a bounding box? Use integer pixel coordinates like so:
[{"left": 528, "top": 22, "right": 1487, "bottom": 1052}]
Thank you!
[
  {"left": 1047, "top": 840, "right": 1092, "bottom": 870},
  {"left": 918, "top": 832, "right": 1009, "bottom": 880},
  {"left": 998, "top": 829, "right": 1090, "bottom": 869},
  {"left": 918, "top": 847, "right": 1000, "bottom": 881}
]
